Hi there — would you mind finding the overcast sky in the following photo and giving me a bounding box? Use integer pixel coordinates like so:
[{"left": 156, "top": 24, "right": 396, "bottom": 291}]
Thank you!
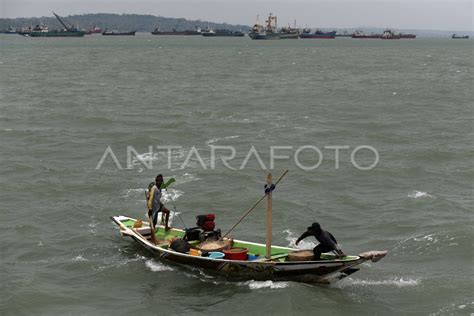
[{"left": 1, "top": 0, "right": 473, "bottom": 31}]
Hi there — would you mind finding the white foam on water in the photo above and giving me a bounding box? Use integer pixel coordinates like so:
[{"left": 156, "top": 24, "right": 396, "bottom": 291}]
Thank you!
[
  {"left": 145, "top": 260, "right": 174, "bottom": 272},
  {"left": 242, "top": 280, "right": 290, "bottom": 289},
  {"left": 413, "top": 233, "right": 438, "bottom": 243},
  {"left": 177, "top": 172, "right": 200, "bottom": 184},
  {"left": 37, "top": 241, "right": 43, "bottom": 246},
  {"left": 123, "top": 188, "right": 145, "bottom": 198},
  {"left": 206, "top": 135, "right": 240, "bottom": 144},
  {"left": 162, "top": 188, "right": 184, "bottom": 202},
  {"left": 335, "top": 277, "right": 420, "bottom": 289},
  {"left": 283, "top": 229, "right": 315, "bottom": 249},
  {"left": 73, "top": 255, "right": 88, "bottom": 262},
  {"left": 408, "top": 190, "right": 434, "bottom": 198}
]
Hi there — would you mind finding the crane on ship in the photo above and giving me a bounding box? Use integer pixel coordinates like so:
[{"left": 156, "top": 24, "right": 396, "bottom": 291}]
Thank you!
[{"left": 52, "top": 12, "right": 77, "bottom": 31}]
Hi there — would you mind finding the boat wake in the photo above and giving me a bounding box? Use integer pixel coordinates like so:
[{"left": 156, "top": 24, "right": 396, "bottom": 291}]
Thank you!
[
  {"left": 145, "top": 259, "right": 174, "bottom": 272},
  {"left": 241, "top": 280, "right": 290, "bottom": 290},
  {"left": 333, "top": 277, "right": 420, "bottom": 289}
]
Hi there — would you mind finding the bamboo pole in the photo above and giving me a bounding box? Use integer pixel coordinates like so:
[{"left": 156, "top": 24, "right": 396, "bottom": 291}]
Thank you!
[
  {"left": 265, "top": 173, "right": 273, "bottom": 259},
  {"left": 220, "top": 170, "right": 288, "bottom": 240}
]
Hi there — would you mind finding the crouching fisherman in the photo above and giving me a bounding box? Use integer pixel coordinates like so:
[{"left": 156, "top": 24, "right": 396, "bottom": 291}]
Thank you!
[
  {"left": 295, "top": 222, "right": 346, "bottom": 259},
  {"left": 147, "top": 174, "right": 174, "bottom": 231}
]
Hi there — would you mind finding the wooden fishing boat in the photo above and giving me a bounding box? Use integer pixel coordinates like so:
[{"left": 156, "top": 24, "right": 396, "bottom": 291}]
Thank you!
[
  {"left": 111, "top": 171, "right": 387, "bottom": 283},
  {"left": 111, "top": 215, "right": 386, "bottom": 283}
]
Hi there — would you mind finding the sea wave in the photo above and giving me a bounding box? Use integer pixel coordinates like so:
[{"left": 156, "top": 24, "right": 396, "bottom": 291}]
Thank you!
[
  {"left": 334, "top": 277, "right": 420, "bottom": 289},
  {"left": 206, "top": 135, "right": 240, "bottom": 144},
  {"left": 408, "top": 190, "right": 435, "bottom": 198},
  {"left": 145, "top": 260, "right": 174, "bottom": 272},
  {"left": 241, "top": 280, "right": 290, "bottom": 289}
]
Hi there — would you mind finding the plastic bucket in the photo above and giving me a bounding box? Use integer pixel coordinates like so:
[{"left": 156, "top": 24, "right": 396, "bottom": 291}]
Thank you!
[
  {"left": 208, "top": 252, "right": 225, "bottom": 259},
  {"left": 223, "top": 247, "right": 249, "bottom": 260}
]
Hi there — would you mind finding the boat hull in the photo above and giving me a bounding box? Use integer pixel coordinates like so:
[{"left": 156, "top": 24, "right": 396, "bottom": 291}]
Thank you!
[
  {"left": 202, "top": 32, "right": 245, "bottom": 37},
  {"left": 248, "top": 32, "right": 281, "bottom": 40},
  {"left": 151, "top": 31, "right": 201, "bottom": 35},
  {"left": 111, "top": 215, "right": 386, "bottom": 283},
  {"left": 102, "top": 31, "right": 136, "bottom": 36},
  {"left": 30, "top": 31, "right": 85, "bottom": 37},
  {"left": 299, "top": 31, "right": 336, "bottom": 39},
  {"left": 280, "top": 33, "right": 299, "bottom": 39}
]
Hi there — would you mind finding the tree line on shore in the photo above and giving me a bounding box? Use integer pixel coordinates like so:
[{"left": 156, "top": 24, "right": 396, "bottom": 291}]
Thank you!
[{"left": 0, "top": 13, "right": 251, "bottom": 32}]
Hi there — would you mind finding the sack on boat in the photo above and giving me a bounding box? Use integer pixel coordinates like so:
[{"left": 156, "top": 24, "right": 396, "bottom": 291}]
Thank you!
[
  {"left": 184, "top": 228, "right": 202, "bottom": 241},
  {"left": 170, "top": 238, "right": 191, "bottom": 253}
]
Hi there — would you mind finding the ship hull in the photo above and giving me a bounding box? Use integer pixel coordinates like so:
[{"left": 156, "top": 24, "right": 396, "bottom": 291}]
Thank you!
[
  {"left": 102, "top": 31, "right": 136, "bottom": 36},
  {"left": 151, "top": 31, "right": 201, "bottom": 35},
  {"left": 248, "top": 32, "right": 281, "bottom": 40},
  {"left": 280, "top": 33, "right": 299, "bottom": 39},
  {"left": 202, "top": 32, "right": 245, "bottom": 37},
  {"left": 30, "top": 31, "right": 85, "bottom": 37},
  {"left": 299, "top": 31, "right": 336, "bottom": 39}
]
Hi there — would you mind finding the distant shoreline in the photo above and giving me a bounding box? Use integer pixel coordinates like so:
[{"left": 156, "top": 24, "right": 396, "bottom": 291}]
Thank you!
[{"left": 1, "top": 13, "right": 472, "bottom": 36}]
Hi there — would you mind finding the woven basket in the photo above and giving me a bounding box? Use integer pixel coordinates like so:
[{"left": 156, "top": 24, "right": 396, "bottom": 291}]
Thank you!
[
  {"left": 288, "top": 250, "right": 314, "bottom": 261},
  {"left": 196, "top": 240, "right": 231, "bottom": 252}
]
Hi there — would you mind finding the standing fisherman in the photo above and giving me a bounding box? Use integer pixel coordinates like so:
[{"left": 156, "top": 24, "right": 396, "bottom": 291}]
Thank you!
[{"left": 147, "top": 174, "right": 173, "bottom": 231}]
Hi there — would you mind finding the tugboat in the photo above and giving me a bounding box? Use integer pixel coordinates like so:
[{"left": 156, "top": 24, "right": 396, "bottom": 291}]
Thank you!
[
  {"left": 299, "top": 29, "right": 336, "bottom": 39},
  {"left": 30, "top": 12, "right": 85, "bottom": 37},
  {"left": 452, "top": 34, "right": 469, "bottom": 39},
  {"left": 102, "top": 29, "right": 136, "bottom": 36},
  {"left": 249, "top": 13, "right": 281, "bottom": 40}
]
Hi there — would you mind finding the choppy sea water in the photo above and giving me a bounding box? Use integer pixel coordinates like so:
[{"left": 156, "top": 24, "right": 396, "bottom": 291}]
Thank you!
[{"left": 0, "top": 34, "right": 473, "bottom": 315}]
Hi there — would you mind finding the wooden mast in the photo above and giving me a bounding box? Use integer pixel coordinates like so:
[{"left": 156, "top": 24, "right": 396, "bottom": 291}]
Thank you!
[{"left": 265, "top": 173, "right": 273, "bottom": 259}]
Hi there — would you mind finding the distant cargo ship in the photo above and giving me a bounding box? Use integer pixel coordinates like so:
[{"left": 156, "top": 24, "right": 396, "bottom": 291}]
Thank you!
[
  {"left": 335, "top": 30, "right": 353, "bottom": 37},
  {"left": 102, "top": 29, "right": 136, "bottom": 36},
  {"left": 249, "top": 13, "right": 281, "bottom": 40},
  {"left": 280, "top": 26, "right": 299, "bottom": 39},
  {"left": 299, "top": 29, "right": 336, "bottom": 39},
  {"left": 1, "top": 26, "right": 17, "bottom": 34},
  {"left": 352, "top": 30, "right": 381, "bottom": 39},
  {"left": 400, "top": 33, "right": 416, "bottom": 39},
  {"left": 151, "top": 26, "right": 201, "bottom": 35},
  {"left": 452, "top": 34, "right": 469, "bottom": 39},
  {"left": 381, "top": 29, "right": 400, "bottom": 39},
  {"left": 29, "top": 12, "right": 85, "bottom": 37},
  {"left": 201, "top": 28, "right": 245, "bottom": 37}
]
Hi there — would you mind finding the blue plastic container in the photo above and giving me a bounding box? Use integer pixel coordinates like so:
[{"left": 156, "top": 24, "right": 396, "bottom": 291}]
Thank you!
[
  {"left": 247, "top": 254, "right": 259, "bottom": 261},
  {"left": 208, "top": 252, "right": 225, "bottom": 259}
]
